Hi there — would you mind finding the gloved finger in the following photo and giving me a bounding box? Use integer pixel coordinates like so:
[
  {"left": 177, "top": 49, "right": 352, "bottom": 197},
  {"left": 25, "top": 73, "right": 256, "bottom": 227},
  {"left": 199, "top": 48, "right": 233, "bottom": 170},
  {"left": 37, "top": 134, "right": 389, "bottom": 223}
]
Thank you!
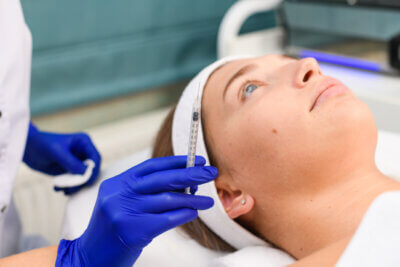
[
  {"left": 52, "top": 149, "right": 87, "bottom": 175},
  {"left": 45, "top": 169, "right": 65, "bottom": 176},
  {"left": 59, "top": 134, "right": 102, "bottom": 194},
  {"left": 54, "top": 186, "right": 76, "bottom": 195},
  {"left": 136, "top": 192, "right": 214, "bottom": 213},
  {"left": 54, "top": 185, "right": 80, "bottom": 195},
  {"left": 173, "top": 187, "right": 198, "bottom": 194},
  {"left": 130, "top": 156, "right": 206, "bottom": 177},
  {"left": 39, "top": 163, "right": 65, "bottom": 176},
  {"left": 72, "top": 134, "right": 102, "bottom": 167},
  {"left": 71, "top": 134, "right": 101, "bottom": 181},
  {"left": 130, "top": 166, "right": 218, "bottom": 194},
  {"left": 190, "top": 185, "right": 198, "bottom": 195},
  {"left": 54, "top": 186, "right": 65, "bottom": 193},
  {"left": 174, "top": 189, "right": 185, "bottom": 193},
  {"left": 145, "top": 209, "right": 198, "bottom": 238},
  {"left": 75, "top": 141, "right": 101, "bottom": 186}
]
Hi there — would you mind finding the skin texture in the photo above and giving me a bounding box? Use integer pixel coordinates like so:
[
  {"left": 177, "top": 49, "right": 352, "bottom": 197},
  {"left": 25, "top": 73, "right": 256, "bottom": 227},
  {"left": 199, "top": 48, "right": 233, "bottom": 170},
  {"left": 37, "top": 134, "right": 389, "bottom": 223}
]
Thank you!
[
  {"left": 202, "top": 54, "right": 400, "bottom": 261},
  {"left": 0, "top": 246, "right": 57, "bottom": 266}
]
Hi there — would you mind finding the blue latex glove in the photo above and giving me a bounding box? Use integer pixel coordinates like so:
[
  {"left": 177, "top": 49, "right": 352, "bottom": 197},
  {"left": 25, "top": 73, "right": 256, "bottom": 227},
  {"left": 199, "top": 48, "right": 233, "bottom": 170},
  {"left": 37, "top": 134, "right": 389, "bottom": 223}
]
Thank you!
[
  {"left": 56, "top": 156, "right": 217, "bottom": 267},
  {"left": 23, "top": 122, "right": 101, "bottom": 195}
]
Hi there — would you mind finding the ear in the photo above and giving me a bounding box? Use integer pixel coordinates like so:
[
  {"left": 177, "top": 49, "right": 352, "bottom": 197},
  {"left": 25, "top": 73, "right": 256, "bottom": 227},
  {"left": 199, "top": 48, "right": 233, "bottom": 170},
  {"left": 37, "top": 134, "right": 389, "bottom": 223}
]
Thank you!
[{"left": 215, "top": 179, "right": 255, "bottom": 219}]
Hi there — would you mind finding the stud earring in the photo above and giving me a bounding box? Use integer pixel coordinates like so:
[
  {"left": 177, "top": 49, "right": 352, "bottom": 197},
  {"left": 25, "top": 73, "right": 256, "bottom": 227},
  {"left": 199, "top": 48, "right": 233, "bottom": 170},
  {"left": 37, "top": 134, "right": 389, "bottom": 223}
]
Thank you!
[{"left": 241, "top": 199, "right": 246, "bottom": 205}]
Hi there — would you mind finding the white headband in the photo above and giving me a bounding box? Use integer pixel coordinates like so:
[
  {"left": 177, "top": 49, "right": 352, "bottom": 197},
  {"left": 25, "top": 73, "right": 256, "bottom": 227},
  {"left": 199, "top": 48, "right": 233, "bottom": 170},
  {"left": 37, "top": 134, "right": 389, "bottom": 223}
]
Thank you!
[{"left": 172, "top": 56, "right": 269, "bottom": 249}]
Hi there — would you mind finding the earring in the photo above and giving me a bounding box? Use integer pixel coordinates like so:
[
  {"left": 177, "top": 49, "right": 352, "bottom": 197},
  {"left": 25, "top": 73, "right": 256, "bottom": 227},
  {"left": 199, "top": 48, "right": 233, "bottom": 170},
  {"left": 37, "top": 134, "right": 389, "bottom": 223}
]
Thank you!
[{"left": 241, "top": 198, "right": 246, "bottom": 205}]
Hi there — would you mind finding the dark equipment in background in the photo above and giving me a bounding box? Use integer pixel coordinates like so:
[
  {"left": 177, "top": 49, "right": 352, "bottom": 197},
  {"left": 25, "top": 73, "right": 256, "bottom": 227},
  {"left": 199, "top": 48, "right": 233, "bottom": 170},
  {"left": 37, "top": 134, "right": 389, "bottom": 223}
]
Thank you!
[{"left": 284, "top": 0, "right": 400, "bottom": 73}]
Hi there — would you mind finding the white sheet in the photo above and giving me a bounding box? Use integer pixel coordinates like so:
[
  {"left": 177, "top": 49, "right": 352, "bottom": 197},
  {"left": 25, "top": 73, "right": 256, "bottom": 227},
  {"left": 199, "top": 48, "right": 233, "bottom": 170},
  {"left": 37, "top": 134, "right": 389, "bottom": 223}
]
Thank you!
[
  {"left": 375, "top": 130, "right": 400, "bottom": 181},
  {"left": 337, "top": 191, "right": 400, "bottom": 267}
]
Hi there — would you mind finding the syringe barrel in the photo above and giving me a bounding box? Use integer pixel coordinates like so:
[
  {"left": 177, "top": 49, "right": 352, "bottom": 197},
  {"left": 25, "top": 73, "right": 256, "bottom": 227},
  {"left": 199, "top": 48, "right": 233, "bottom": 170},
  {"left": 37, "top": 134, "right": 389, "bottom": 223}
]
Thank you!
[
  {"left": 185, "top": 93, "right": 201, "bottom": 194},
  {"left": 186, "top": 110, "right": 200, "bottom": 168}
]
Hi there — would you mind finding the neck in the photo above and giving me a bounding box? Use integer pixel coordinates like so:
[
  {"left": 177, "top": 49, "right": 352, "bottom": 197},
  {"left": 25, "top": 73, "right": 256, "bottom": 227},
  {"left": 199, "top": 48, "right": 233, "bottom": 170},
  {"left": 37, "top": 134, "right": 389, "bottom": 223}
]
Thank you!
[{"left": 251, "top": 166, "right": 400, "bottom": 259}]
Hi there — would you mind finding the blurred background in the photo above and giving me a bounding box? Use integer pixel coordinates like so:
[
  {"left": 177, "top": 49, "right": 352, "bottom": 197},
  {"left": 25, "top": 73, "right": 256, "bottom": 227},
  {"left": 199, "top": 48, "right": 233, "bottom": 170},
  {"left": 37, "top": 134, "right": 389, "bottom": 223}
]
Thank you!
[
  {"left": 25, "top": 0, "right": 275, "bottom": 129},
  {"left": 15, "top": 0, "right": 275, "bottom": 245},
  {"left": 14, "top": 0, "right": 400, "bottom": 246}
]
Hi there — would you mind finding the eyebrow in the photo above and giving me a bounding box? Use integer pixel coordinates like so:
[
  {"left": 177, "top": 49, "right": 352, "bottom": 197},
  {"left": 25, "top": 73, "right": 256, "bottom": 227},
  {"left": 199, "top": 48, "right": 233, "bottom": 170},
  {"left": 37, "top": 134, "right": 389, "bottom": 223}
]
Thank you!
[{"left": 223, "top": 64, "right": 257, "bottom": 100}]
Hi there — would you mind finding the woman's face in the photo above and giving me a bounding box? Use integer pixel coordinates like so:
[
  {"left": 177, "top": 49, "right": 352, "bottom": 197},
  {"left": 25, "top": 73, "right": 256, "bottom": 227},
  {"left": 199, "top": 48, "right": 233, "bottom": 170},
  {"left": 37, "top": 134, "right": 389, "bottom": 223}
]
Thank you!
[{"left": 202, "top": 55, "right": 377, "bottom": 209}]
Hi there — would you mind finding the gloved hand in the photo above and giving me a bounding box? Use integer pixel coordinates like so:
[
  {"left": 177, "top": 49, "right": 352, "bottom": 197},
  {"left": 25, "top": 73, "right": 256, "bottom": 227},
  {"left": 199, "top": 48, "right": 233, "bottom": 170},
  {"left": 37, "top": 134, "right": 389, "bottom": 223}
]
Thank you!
[
  {"left": 56, "top": 156, "right": 217, "bottom": 267},
  {"left": 23, "top": 122, "right": 101, "bottom": 195}
]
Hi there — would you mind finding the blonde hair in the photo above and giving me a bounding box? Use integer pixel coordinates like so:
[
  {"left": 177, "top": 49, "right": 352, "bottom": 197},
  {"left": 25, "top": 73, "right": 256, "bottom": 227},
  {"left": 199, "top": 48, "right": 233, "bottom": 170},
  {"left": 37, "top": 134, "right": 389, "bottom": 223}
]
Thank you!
[{"left": 152, "top": 105, "right": 235, "bottom": 252}]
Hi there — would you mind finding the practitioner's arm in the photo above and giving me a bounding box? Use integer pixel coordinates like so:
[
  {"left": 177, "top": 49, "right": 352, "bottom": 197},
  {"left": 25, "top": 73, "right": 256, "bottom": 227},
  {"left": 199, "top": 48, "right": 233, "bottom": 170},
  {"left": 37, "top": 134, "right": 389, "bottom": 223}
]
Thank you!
[
  {"left": 0, "top": 156, "right": 217, "bottom": 267},
  {"left": 0, "top": 246, "right": 58, "bottom": 267},
  {"left": 288, "top": 236, "right": 352, "bottom": 267}
]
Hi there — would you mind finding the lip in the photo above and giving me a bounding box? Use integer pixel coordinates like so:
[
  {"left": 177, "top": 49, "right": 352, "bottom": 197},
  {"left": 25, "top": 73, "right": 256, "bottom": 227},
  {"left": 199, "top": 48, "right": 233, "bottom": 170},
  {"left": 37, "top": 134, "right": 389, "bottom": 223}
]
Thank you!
[{"left": 310, "top": 77, "right": 348, "bottom": 112}]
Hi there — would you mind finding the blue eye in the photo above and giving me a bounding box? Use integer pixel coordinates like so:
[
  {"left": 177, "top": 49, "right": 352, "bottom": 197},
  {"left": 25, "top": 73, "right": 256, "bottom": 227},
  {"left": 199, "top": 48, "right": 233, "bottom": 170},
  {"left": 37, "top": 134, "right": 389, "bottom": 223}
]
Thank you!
[{"left": 244, "top": 84, "right": 259, "bottom": 99}]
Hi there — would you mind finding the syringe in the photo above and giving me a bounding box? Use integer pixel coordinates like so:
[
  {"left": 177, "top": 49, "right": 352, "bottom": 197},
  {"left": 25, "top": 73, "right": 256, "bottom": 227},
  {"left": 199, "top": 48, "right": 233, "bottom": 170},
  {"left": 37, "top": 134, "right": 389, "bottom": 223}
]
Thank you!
[{"left": 185, "top": 86, "right": 201, "bottom": 194}]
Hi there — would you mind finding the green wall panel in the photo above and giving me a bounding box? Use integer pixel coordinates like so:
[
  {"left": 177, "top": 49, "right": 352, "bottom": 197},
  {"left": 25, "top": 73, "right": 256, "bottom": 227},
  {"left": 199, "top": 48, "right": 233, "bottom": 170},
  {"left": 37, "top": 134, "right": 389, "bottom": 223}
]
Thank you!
[{"left": 21, "top": 1, "right": 275, "bottom": 115}]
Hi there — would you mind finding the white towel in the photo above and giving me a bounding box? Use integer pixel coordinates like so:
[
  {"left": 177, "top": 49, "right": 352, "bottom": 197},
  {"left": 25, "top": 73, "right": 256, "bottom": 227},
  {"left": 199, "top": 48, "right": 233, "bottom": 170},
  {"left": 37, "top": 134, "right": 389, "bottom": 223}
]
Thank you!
[
  {"left": 53, "top": 159, "right": 95, "bottom": 188},
  {"left": 336, "top": 191, "right": 400, "bottom": 267}
]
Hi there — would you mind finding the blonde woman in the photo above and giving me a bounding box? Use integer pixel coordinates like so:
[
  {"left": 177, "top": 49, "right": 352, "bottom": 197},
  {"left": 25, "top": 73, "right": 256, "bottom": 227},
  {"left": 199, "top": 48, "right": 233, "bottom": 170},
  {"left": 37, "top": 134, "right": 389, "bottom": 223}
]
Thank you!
[{"left": 152, "top": 54, "right": 400, "bottom": 266}]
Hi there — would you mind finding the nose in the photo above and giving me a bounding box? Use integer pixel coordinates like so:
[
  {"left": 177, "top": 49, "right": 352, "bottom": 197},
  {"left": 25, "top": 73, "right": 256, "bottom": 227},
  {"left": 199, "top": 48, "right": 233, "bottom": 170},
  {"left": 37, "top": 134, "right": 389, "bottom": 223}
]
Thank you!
[{"left": 294, "top": 58, "right": 321, "bottom": 88}]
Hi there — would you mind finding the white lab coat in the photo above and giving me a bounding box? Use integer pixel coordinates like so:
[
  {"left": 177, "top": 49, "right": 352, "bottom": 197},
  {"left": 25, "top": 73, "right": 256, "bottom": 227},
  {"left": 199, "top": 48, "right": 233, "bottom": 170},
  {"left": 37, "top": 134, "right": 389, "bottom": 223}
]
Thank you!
[{"left": 0, "top": 0, "right": 32, "bottom": 257}]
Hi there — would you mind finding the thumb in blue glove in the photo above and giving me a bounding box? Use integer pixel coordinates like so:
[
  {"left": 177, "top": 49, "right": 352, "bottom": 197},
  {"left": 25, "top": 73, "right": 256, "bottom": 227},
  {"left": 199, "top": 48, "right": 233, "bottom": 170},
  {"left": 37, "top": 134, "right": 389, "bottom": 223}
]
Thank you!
[
  {"left": 56, "top": 156, "right": 217, "bottom": 267},
  {"left": 23, "top": 122, "right": 101, "bottom": 195}
]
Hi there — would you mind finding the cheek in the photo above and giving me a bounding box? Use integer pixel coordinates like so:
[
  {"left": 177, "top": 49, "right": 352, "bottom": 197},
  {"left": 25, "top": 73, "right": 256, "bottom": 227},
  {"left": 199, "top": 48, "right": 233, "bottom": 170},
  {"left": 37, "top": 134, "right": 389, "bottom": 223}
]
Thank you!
[{"left": 223, "top": 94, "right": 310, "bottom": 173}]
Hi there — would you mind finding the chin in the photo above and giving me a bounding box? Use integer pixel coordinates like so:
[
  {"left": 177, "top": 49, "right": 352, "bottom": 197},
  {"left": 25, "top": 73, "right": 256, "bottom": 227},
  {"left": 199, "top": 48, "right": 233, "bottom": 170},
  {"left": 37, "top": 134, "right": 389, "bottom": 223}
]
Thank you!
[
  {"left": 321, "top": 92, "right": 367, "bottom": 122},
  {"left": 330, "top": 97, "right": 377, "bottom": 154},
  {"left": 338, "top": 96, "right": 374, "bottom": 126},
  {"left": 315, "top": 94, "right": 375, "bottom": 139}
]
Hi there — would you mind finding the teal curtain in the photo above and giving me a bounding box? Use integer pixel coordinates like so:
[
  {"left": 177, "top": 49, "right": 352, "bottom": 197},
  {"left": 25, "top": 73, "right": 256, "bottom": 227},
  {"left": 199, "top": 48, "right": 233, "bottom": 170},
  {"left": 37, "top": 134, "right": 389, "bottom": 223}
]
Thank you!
[{"left": 21, "top": 0, "right": 275, "bottom": 115}]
